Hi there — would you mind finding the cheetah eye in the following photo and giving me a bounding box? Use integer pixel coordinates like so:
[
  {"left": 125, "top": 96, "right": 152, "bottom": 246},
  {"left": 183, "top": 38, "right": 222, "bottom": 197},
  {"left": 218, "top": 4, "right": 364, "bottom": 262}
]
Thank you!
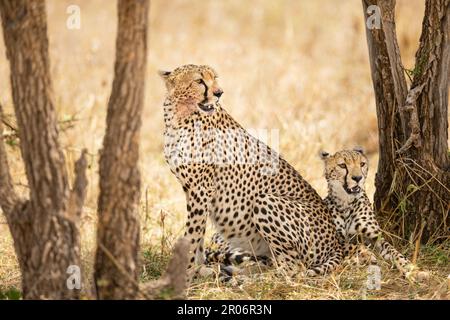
[
  {"left": 360, "top": 162, "right": 366, "bottom": 167},
  {"left": 338, "top": 163, "right": 346, "bottom": 169},
  {"left": 195, "top": 79, "right": 203, "bottom": 84}
]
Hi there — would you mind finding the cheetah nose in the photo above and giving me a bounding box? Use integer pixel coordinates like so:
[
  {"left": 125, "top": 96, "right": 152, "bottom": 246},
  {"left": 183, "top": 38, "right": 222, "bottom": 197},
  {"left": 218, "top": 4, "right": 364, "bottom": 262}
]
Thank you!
[
  {"left": 352, "top": 175, "right": 362, "bottom": 182},
  {"left": 213, "top": 89, "right": 223, "bottom": 98}
]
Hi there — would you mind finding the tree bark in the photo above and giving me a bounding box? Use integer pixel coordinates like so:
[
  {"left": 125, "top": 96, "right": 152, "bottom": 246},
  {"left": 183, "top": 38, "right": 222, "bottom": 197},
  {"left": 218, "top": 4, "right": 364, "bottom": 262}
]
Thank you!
[
  {"left": 94, "top": 0, "right": 150, "bottom": 299},
  {"left": 1, "top": 0, "right": 189, "bottom": 300},
  {"left": 139, "top": 237, "right": 189, "bottom": 299},
  {"left": 0, "top": 1, "right": 87, "bottom": 299},
  {"left": 363, "top": 0, "right": 450, "bottom": 243},
  {"left": 363, "top": 0, "right": 408, "bottom": 212}
]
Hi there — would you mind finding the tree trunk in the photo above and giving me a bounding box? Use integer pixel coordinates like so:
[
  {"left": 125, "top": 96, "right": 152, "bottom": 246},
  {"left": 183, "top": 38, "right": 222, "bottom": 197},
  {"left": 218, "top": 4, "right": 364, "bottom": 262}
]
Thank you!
[
  {"left": 94, "top": 0, "right": 150, "bottom": 299},
  {"left": 363, "top": 0, "right": 408, "bottom": 212},
  {"left": 0, "top": 0, "right": 87, "bottom": 299},
  {"left": 0, "top": 0, "right": 188, "bottom": 300},
  {"left": 363, "top": 0, "right": 450, "bottom": 243}
]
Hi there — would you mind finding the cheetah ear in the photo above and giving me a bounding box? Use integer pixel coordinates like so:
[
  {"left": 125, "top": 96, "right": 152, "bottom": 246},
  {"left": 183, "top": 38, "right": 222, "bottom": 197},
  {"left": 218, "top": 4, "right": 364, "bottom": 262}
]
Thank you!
[
  {"left": 319, "top": 150, "right": 330, "bottom": 160},
  {"left": 353, "top": 146, "right": 365, "bottom": 154},
  {"left": 158, "top": 70, "right": 172, "bottom": 80},
  {"left": 159, "top": 70, "right": 173, "bottom": 90}
]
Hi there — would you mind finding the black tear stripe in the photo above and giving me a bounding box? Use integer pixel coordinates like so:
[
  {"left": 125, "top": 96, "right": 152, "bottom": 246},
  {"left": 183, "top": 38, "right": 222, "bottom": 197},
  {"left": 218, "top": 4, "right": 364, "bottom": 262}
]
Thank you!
[
  {"left": 343, "top": 167, "right": 349, "bottom": 191},
  {"left": 199, "top": 78, "right": 208, "bottom": 103}
]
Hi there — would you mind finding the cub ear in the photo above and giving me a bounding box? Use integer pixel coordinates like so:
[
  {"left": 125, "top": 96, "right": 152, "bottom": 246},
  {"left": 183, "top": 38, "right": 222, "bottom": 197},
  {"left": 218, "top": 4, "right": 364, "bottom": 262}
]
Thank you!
[
  {"left": 319, "top": 150, "right": 330, "bottom": 160},
  {"left": 353, "top": 146, "right": 364, "bottom": 154},
  {"left": 158, "top": 70, "right": 171, "bottom": 81}
]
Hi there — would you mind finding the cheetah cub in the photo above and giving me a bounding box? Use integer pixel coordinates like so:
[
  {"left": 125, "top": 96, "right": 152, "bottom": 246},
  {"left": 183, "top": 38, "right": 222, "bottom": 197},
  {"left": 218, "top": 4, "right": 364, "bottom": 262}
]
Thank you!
[{"left": 319, "top": 147, "right": 427, "bottom": 279}]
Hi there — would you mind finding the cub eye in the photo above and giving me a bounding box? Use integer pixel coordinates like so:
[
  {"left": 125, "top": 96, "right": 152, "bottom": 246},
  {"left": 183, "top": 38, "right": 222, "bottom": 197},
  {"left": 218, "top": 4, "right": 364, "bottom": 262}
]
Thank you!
[
  {"left": 338, "top": 163, "right": 346, "bottom": 169},
  {"left": 360, "top": 162, "right": 366, "bottom": 167}
]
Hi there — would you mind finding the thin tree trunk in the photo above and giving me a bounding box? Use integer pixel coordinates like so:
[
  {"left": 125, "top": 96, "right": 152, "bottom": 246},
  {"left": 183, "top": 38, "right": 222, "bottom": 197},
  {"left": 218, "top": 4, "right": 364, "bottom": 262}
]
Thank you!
[
  {"left": 363, "top": 0, "right": 408, "bottom": 212},
  {"left": 94, "top": 0, "right": 150, "bottom": 299},
  {"left": 363, "top": 0, "right": 449, "bottom": 243},
  {"left": 0, "top": 0, "right": 87, "bottom": 299}
]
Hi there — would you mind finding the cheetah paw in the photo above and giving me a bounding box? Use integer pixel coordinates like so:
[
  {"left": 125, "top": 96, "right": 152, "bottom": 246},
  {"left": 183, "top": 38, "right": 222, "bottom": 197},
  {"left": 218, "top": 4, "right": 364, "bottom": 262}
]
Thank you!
[{"left": 404, "top": 265, "right": 430, "bottom": 282}]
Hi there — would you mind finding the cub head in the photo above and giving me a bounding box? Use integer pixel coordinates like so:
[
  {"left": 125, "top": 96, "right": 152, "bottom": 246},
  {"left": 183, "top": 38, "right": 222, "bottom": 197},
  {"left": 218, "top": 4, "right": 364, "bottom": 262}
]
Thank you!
[
  {"left": 159, "top": 64, "right": 223, "bottom": 118},
  {"left": 319, "top": 147, "right": 368, "bottom": 196}
]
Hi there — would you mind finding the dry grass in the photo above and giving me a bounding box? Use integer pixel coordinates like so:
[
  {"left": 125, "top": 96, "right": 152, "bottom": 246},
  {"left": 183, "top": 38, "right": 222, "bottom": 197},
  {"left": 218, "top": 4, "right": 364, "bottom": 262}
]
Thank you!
[{"left": 0, "top": 0, "right": 448, "bottom": 299}]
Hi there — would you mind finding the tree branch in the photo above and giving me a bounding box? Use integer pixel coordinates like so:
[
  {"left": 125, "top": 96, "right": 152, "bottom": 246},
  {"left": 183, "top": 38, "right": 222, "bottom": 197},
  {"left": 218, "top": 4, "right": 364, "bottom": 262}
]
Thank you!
[
  {"left": 397, "top": 83, "right": 426, "bottom": 154},
  {"left": 1, "top": 115, "right": 17, "bottom": 133},
  {"left": 67, "top": 148, "right": 88, "bottom": 221}
]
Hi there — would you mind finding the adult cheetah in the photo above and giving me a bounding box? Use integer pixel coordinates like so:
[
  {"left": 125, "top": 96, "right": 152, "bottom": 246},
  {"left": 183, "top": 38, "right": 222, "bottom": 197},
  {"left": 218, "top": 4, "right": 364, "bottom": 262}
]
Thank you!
[{"left": 161, "top": 64, "right": 342, "bottom": 279}]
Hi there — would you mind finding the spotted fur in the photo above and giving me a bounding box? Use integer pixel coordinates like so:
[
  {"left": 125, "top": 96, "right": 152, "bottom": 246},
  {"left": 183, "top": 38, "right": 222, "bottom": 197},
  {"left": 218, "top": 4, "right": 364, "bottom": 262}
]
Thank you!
[
  {"left": 320, "top": 148, "right": 414, "bottom": 275},
  {"left": 161, "top": 64, "right": 343, "bottom": 279}
]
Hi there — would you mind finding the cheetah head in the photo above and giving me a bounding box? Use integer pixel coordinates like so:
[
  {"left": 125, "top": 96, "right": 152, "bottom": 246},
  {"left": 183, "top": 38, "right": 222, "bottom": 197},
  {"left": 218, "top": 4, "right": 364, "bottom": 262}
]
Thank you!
[
  {"left": 159, "top": 64, "right": 223, "bottom": 118},
  {"left": 319, "top": 147, "right": 369, "bottom": 196}
]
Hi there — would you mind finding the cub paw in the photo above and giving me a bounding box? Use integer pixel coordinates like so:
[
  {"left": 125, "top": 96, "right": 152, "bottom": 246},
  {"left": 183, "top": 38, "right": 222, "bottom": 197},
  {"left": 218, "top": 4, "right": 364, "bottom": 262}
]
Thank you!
[{"left": 404, "top": 265, "right": 430, "bottom": 282}]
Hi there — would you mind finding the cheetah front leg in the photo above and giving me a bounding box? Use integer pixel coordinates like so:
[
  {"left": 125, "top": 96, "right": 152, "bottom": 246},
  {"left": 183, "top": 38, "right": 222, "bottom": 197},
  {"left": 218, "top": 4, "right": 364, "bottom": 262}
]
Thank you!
[
  {"left": 182, "top": 171, "right": 217, "bottom": 280},
  {"left": 183, "top": 195, "right": 210, "bottom": 280},
  {"left": 358, "top": 231, "right": 429, "bottom": 281},
  {"left": 347, "top": 215, "right": 416, "bottom": 276},
  {"left": 371, "top": 236, "right": 413, "bottom": 274}
]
